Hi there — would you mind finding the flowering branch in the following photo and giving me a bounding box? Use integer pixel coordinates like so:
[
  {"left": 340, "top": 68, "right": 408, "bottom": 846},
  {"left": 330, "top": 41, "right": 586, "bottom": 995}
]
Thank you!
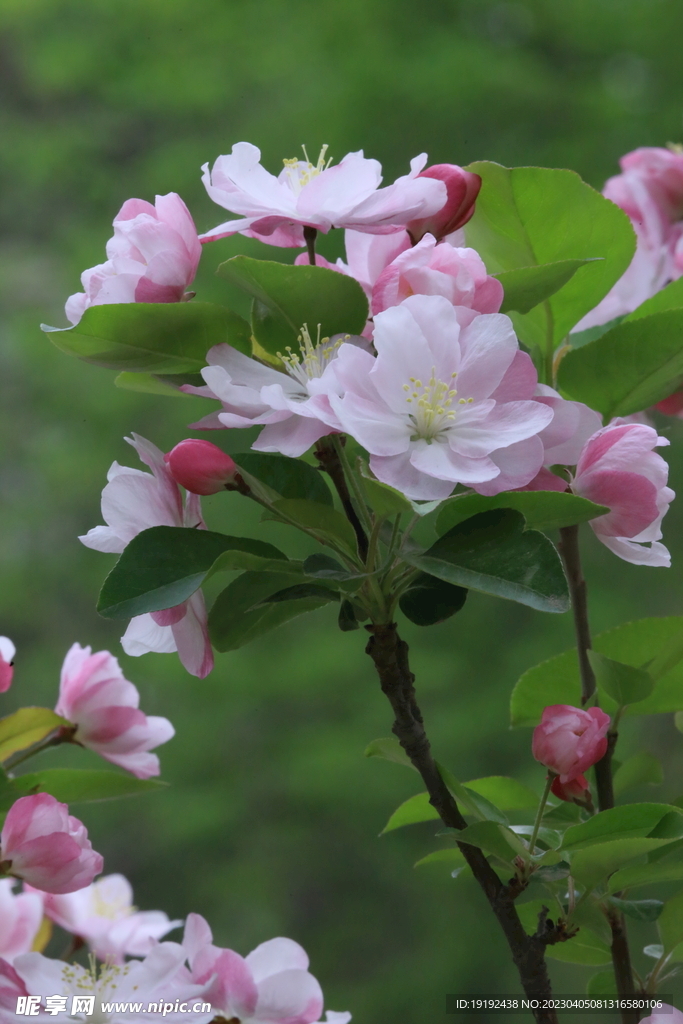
[
  {"left": 365, "top": 621, "right": 561, "bottom": 1024},
  {"left": 558, "top": 525, "right": 639, "bottom": 1022}
]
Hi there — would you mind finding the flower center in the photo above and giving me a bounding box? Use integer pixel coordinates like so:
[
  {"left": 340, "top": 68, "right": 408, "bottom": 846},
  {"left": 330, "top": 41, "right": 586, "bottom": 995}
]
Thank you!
[
  {"left": 282, "top": 145, "right": 332, "bottom": 194},
  {"left": 403, "top": 368, "right": 473, "bottom": 442},
  {"left": 278, "top": 324, "right": 347, "bottom": 389},
  {"left": 91, "top": 883, "right": 135, "bottom": 921}
]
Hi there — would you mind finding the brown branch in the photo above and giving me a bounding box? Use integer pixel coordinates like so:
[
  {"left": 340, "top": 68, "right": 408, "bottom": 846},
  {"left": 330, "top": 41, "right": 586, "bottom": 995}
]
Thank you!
[
  {"left": 558, "top": 526, "right": 638, "bottom": 1022},
  {"left": 365, "top": 622, "right": 559, "bottom": 1024},
  {"left": 314, "top": 438, "right": 369, "bottom": 560}
]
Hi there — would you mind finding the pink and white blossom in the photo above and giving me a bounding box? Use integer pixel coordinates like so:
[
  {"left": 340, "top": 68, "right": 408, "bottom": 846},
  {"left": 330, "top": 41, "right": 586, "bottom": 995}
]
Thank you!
[
  {"left": 0, "top": 638, "right": 15, "bottom": 694},
  {"left": 532, "top": 705, "right": 611, "bottom": 783},
  {"left": 405, "top": 163, "right": 481, "bottom": 242},
  {"left": 14, "top": 943, "right": 211, "bottom": 1023},
  {"left": 182, "top": 914, "right": 351, "bottom": 1024},
  {"left": 0, "top": 881, "right": 43, "bottom": 963},
  {"left": 0, "top": 795, "right": 103, "bottom": 895},
  {"left": 79, "top": 434, "right": 213, "bottom": 678},
  {"left": 65, "top": 194, "right": 201, "bottom": 326},
  {"left": 26, "top": 874, "right": 179, "bottom": 964},
  {"left": 571, "top": 422, "right": 674, "bottom": 566},
  {"left": 0, "top": 959, "right": 33, "bottom": 1024},
  {"left": 55, "top": 644, "right": 174, "bottom": 779},
  {"left": 328, "top": 295, "right": 554, "bottom": 500},
  {"left": 184, "top": 331, "right": 369, "bottom": 458},
  {"left": 370, "top": 234, "right": 503, "bottom": 318},
  {"left": 641, "top": 1007, "right": 683, "bottom": 1023},
  {"left": 200, "top": 142, "right": 446, "bottom": 247},
  {"left": 572, "top": 146, "right": 683, "bottom": 332}
]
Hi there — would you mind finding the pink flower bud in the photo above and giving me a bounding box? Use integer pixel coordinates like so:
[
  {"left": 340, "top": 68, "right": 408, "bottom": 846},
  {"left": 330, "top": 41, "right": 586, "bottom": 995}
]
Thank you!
[
  {"left": 406, "top": 164, "right": 482, "bottom": 242},
  {"left": 550, "top": 773, "right": 590, "bottom": 804},
  {"left": 654, "top": 389, "right": 683, "bottom": 418},
  {"left": 0, "top": 638, "right": 15, "bottom": 694},
  {"left": 0, "top": 794, "right": 103, "bottom": 894},
  {"left": 164, "top": 439, "right": 238, "bottom": 495},
  {"left": 532, "top": 705, "right": 610, "bottom": 783}
]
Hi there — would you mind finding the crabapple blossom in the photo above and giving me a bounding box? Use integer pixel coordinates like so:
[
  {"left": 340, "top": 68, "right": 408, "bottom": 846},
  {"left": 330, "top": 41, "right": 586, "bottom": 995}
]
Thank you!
[
  {"left": 570, "top": 422, "right": 674, "bottom": 566},
  {"left": 328, "top": 295, "right": 554, "bottom": 500},
  {"left": 370, "top": 234, "right": 503, "bottom": 318},
  {"left": 0, "top": 637, "right": 14, "bottom": 694},
  {"left": 14, "top": 943, "right": 212, "bottom": 1023},
  {"left": 182, "top": 914, "right": 351, "bottom": 1024},
  {"left": 164, "top": 439, "right": 238, "bottom": 495},
  {"left": 200, "top": 142, "right": 446, "bottom": 247},
  {"left": 572, "top": 146, "right": 683, "bottom": 331},
  {"left": 26, "top": 874, "right": 180, "bottom": 963},
  {"left": 550, "top": 774, "right": 590, "bottom": 805},
  {"left": 79, "top": 434, "right": 213, "bottom": 678},
  {"left": 0, "top": 881, "right": 43, "bottom": 963},
  {"left": 405, "top": 163, "right": 481, "bottom": 242},
  {"left": 532, "top": 705, "right": 610, "bottom": 783},
  {"left": 184, "top": 330, "right": 369, "bottom": 458},
  {"left": 55, "top": 644, "right": 174, "bottom": 779},
  {"left": 0, "top": 795, "right": 103, "bottom": 894},
  {"left": 65, "top": 194, "right": 201, "bottom": 325},
  {"left": 640, "top": 1007, "right": 683, "bottom": 1023},
  {"left": 0, "top": 959, "right": 33, "bottom": 1024}
]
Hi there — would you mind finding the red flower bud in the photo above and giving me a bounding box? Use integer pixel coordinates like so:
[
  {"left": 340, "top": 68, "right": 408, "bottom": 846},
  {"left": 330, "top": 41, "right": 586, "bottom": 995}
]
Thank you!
[
  {"left": 164, "top": 439, "right": 237, "bottom": 495},
  {"left": 550, "top": 773, "right": 590, "bottom": 804},
  {"left": 406, "top": 164, "right": 482, "bottom": 243},
  {"left": 654, "top": 389, "right": 683, "bottom": 417},
  {"left": 532, "top": 704, "right": 610, "bottom": 782}
]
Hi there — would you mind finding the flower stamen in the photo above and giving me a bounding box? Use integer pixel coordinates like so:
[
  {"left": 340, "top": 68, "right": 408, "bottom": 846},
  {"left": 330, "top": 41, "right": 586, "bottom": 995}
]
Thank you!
[{"left": 282, "top": 145, "right": 332, "bottom": 194}]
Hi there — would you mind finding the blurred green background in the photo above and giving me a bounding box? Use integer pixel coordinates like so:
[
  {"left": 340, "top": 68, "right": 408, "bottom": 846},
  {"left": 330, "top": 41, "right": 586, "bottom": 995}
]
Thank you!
[{"left": 2, "top": 0, "right": 683, "bottom": 1019}]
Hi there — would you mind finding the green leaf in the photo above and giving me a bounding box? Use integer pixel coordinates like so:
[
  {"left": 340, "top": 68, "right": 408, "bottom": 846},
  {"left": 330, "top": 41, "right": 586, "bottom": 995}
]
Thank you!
[
  {"left": 264, "top": 499, "right": 359, "bottom": 556},
  {"left": 608, "top": 859, "right": 683, "bottom": 894},
  {"left": 613, "top": 752, "right": 663, "bottom": 797},
  {"left": 357, "top": 465, "right": 412, "bottom": 516},
  {"left": 561, "top": 804, "right": 682, "bottom": 851},
  {"left": 586, "top": 971, "right": 617, "bottom": 996},
  {"left": 625, "top": 275, "right": 683, "bottom": 321},
  {"left": 217, "top": 257, "right": 369, "bottom": 356},
  {"left": 114, "top": 372, "right": 192, "bottom": 398},
  {"left": 438, "top": 764, "right": 508, "bottom": 824},
  {"left": 413, "top": 849, "right": 468, "bottom": 875},
  {"left": 10, "top": 768, "right": 167, "bottom": 803},
  {"left": 0, "top": 708, "right": 70, "bottom": 762},
  {"left": 435, "top": 491, "right": 608, "bottom": 536},
  {"left": 518, "top": 901, "right": 613, "bottom": 965},
  {"left": 572, "top": 838, "right": 676, "bottom": 892},
  {"left": 455, "top": 821, "right": 528, "bottom": 865},
  {"left": 464, "top": 162, "right": 635, "bottom": 353},
  {"left": 497, "top": 259, "right": 602, "bottom": 315},
  {"left": 569, "top": 317, "right": 625, "bottom": 351},
  {"left": 511, "top": 616, "right": 683, "bottom": 727},
  {"left": 97, "top": 527, "right": 290, "bottom": 619},
  {"left": 208, "top": 570, "right": 334, "bottom": 652},
  {"left": 381, "top": 792, "right": 438, "bottom": 833},
  {"left": 658, "top": 888, "right": 683, "bottom": 954},
  {"left": 404, "top": 509, "right": 569, "bottom": 614},
  {"left": 463, "top": 776, "right": 539, "bottom": 811},
  {"left": 608, "top": 896, "right": 663, "bottom": 922},
  {"left": 399, "top": 573, "right": 467, "bottom": 626},
  {"left": 236, "top": 452, "right": 333, "bottom": 506},
  {"left": 557, "top": 310, "right": 683, "bottom": 418},
  {"left": 43, "top": 302, "right": 251, "bottom": 372},
  {"left": 587, "top": 650, "right": 654, "bottom": 706},
  {"left": 364, "top": 737, "right": 415, "bottom": 770}
]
